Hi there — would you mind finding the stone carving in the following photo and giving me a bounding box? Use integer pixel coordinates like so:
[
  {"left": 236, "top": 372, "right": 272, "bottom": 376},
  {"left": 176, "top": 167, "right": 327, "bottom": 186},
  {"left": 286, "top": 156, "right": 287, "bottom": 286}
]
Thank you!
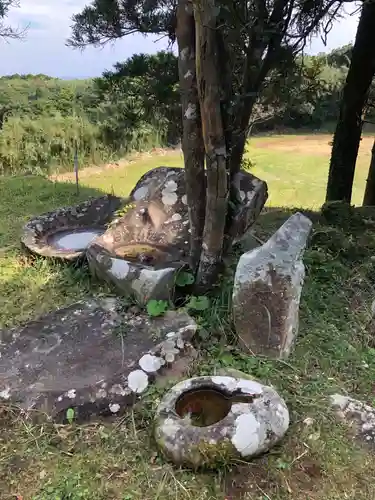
[
  {"left": 154, "top": 375, "right": 289, "bottom": 469},
  {"left": 21, "top": 194, "right": 123, "bottom": 261},
  {"left": 330, "top": 394, "right": 375, "bottom": 448},
  {"left": 232, "top": 212, "right": 312, "bottom": 359},
  {"left": 0, "top": 298, "right": 196, "bottom": 422},
  {"left": 87, "top": 166, "right": 268, "bottom": 302}
]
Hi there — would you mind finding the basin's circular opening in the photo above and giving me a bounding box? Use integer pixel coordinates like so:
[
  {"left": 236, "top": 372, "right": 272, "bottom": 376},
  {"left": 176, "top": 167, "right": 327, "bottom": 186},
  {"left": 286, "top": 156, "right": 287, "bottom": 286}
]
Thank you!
[
  {"left": 175, "top": 387, "right": 231, "bottom": 427},
  {"left": 48, "top": 228, "right": 104, "bottom": 251}
]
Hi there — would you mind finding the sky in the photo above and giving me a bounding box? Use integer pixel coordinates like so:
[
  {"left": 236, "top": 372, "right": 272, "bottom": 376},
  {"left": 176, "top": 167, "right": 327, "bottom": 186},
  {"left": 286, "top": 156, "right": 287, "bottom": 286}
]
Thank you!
[{"left": 0, "top": 0, "right": 362, "bottom": 79}]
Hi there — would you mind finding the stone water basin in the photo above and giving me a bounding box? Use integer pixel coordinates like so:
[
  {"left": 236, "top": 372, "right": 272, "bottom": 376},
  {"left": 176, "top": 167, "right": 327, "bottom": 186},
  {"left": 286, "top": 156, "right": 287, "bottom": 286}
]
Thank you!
[
  {"left": 21, "top": 194, "right": 123, "bottom": 261},
  {"left": 155, "top": 376, "right": 290, "bottom": 469}
]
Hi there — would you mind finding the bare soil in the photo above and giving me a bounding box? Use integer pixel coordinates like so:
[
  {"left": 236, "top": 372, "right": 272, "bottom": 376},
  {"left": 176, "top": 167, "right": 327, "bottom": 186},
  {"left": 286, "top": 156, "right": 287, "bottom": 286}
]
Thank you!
[{"left": 257, "top": 134, "right": 374, "bottom": 157}]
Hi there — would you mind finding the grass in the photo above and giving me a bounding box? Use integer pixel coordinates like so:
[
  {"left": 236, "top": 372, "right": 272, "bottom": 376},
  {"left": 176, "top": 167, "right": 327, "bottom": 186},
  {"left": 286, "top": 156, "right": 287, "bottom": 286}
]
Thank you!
[{"left": 2, "top": 134, "right": 375, "bottom": 499}]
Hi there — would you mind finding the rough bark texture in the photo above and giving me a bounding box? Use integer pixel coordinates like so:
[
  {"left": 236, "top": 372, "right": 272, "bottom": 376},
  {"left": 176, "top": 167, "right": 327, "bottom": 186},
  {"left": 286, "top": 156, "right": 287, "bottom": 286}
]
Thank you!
[
  {"left": 194, "top": 0, "right": 229, "bottom": 287},
  {"left": 176, "top": 0, "right": 205, "bottom": 270},
  {"left": 363, "top": 139, "right": 375, "bottom": 206},
  {"left": 326, "top": 1, "right": 375, "bottom": 203}
]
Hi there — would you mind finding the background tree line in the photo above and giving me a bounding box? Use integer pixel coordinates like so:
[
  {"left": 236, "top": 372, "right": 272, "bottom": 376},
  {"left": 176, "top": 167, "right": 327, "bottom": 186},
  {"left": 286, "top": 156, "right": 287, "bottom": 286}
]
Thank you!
[{"left": 0, "top": 43, "right": 370, "bottom": 175}]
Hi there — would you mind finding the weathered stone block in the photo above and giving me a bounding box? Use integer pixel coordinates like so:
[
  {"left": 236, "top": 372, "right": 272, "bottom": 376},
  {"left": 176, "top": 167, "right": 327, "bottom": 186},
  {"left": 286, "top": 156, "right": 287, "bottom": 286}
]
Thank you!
[
  {"left": 330, "top": 394, "right": 375, "bottom": 449},
  {"left": 0, "top": 299, "right": 196, "bottom": 422},
  {"left": 232, "top": 212, "right": 312, "bottom": 359}
]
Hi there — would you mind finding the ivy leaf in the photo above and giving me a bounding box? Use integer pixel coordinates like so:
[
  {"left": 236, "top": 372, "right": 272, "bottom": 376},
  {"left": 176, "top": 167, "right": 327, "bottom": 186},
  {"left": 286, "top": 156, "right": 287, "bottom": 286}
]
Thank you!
[
  {"left": 66, "top": 407, "right": 75, "bottom": 424},
  {"left": 147, "top": 299, "right": 169, "bottom": 317},
  {"left": 175, "top": 271, "right": 195, "bottom": 287},
  {"left": 187, "top": 295, "right": 210, "bottom": 311}
]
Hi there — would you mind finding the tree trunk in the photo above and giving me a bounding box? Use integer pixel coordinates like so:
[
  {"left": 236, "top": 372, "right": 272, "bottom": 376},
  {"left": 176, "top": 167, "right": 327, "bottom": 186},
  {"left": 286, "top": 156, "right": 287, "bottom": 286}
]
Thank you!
[
  {"left": 194, "top": 0, "right": 229, "bottom": 288},
  {"left": 363, "top": 138, "right": 375, "bottom": 205},
  {"left": 176, "top": 0, "right": 205, "bottom": 270},
  {"left": 326, "top": 1, "right": 375, "bottom": 203}
]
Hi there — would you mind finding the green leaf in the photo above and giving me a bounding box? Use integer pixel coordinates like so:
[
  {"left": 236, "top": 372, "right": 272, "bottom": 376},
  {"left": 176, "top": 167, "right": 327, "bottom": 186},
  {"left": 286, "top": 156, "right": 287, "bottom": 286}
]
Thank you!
[
  {"left": 187, "top": 295, "right": 210, "bottom": 311},
  {"left": 220, "top": 353, "right": 234, "bottom": 366},
  {"left": 146, "top": 299, "right": 169, "bottom": 317},
  {"left": 66, "top": 407, "right": 75, "bottom": 424},
  {"left": 175, "top": 271, "right": 195, "bottom": 287}
]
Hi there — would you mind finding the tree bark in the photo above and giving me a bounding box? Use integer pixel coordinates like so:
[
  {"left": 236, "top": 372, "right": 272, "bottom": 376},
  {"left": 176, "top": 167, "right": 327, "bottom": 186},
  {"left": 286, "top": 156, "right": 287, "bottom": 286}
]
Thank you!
[
  {"left": 326, "top": 1, "right": 375, "bottom": 203},
  {"left": 176, "top": 0, "right": 205, "bottom": 270},
  {"left": 363, "top": 138, "right": 375, "bottom": 206},
  {"left": 194, "top": 0, "right": 229, "bottom": 288}
]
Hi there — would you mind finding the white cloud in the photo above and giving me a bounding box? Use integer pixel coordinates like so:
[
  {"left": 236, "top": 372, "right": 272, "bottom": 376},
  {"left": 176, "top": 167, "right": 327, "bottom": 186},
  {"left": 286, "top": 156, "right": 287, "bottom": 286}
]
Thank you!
[{"left": 0, "top": 0, "right": 362, "bottom": 78}]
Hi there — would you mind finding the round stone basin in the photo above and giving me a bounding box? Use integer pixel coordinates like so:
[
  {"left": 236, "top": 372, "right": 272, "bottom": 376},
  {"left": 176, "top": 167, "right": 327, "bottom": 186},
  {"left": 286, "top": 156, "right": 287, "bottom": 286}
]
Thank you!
[
  {"left": 48, "top": 228, "right": 104, "bottom": 252},
  {"left": 154, "top": 376, "right": 290, "bottom": 469}
]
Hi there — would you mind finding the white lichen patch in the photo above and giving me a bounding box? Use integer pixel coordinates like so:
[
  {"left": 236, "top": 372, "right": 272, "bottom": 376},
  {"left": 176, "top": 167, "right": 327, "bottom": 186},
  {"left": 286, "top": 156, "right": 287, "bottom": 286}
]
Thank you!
[
  {"left": 231, "top": 413, "right": 261, "bottom": 457},
  {"left": 330, "top": 393, "right": 350, "bottom": 410},
  {"left": 180, "top": 47, "right": 189, "bottom": 60},
  {"left": 133, "top": 185, "right": 149, "bottom": 201},
  {"left": 176, "top": 336, "right": 185, "bottom": 349},
  {"left": 109, "top": 384, "right": 128, "bottom": 396},
  {"left": 184, "top": 103, "right": 197, "bottom": 120},
  {"left": 161, "top": 417, "right": 182, "bottom": 442},
  {"left": 109, "top": 403, "right": 121, "bottom": 413},
  {"left": 184, "top": 70, "right": 193, "bottom": 79},
  {"left": 139, "top": 354, "right": 163, "bottom": 373},
  {"left": 0, "top": 387, "right": 11, "bottom": 400},
  {"left": 164, "top": 352, "right": 175, "bottom": 363},
  {"left": 212, "top": 376, "right": 238, "bottom": 392},
  {"left": 110, "top": 258, "right": 130, "bottom": 280},
  {"left": 128, "top": 369, "right": 149, "bottom": 393},
  {"left": 162, "top": 180, "right": 178, "bottom": 206},
  {"left": 96, "top": 388, "right": 107, "bottom": 399},
  {"left": 66, "top": 389, "right": 76, "bottom": 399},
  {"left": 236, "top": 379, "right": 263, "bottom": 395},
  {"left": 171, "top": 213, "right": 182, "bottom": 222}
]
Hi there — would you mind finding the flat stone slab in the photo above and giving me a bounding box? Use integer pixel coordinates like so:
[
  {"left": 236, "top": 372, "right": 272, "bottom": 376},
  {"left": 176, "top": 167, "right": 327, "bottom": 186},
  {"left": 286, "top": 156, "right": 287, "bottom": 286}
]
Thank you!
[
  {"left": 0, "top": 299, "right": 196, "bottom": 422},
  {"left": 232, "top": 212, "right": 312, "bottom": 359},
  {"left": 330, "top": 394, "right": 375, "bottom": 449}
]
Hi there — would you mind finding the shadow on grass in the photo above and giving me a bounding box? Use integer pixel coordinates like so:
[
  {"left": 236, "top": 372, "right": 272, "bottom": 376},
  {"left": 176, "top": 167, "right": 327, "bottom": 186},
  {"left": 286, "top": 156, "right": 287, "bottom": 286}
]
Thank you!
[
  {"left": 0, "top": 175, "right": 109, "bottom": 248},
  {"left": 0, "top": 175, "right": 112, "bottom": 328}
]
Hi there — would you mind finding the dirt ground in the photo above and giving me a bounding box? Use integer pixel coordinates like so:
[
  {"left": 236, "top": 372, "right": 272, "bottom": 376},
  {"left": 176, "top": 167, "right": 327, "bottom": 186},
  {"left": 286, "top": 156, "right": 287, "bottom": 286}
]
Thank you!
[{"left": 257, "top": 134, "right": 374, "bottom": 157}]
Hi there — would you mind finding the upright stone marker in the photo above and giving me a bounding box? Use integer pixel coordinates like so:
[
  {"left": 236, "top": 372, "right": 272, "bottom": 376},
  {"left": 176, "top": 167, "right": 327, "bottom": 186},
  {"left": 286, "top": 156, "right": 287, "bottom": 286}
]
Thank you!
[{"left": 232, "top": 212, "right": 312, "bottom": 359}]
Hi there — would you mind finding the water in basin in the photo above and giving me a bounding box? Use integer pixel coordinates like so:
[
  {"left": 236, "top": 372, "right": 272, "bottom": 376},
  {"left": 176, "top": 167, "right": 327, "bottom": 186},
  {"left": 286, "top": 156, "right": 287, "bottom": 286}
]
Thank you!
[{"left": 49, "top": 228, "right": 104, "bottom": 251}]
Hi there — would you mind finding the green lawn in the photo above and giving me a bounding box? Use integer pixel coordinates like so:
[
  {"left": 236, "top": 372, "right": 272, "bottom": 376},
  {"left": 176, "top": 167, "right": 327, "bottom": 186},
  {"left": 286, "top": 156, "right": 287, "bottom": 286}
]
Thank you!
[{"left": 2, "top": 135, "right": 375, "bottom": 499}]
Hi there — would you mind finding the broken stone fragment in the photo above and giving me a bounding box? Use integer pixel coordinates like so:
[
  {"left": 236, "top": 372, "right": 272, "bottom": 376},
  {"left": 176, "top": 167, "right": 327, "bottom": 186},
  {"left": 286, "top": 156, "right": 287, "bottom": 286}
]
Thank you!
[
  {"left": 0, "top": 299, "right": 197, "bottom": 423},
  {"left": 330, "top": 394, "right": 375, "bottom": 448},
  {"left": 232, "top": 212, "right": 312, "bottom": 359},
  {"left": 154, "top": 375, "right": 289, "bottom": 469},
  {"left": 87, "top": 247, "right": 180, "bottom": 305}
]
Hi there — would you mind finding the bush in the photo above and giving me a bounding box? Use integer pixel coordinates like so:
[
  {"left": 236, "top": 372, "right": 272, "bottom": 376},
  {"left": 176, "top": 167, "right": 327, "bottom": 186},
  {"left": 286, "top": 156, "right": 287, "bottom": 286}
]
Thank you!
[{"left": 0, "top": 113, "right": 110, "bottom": 175}]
